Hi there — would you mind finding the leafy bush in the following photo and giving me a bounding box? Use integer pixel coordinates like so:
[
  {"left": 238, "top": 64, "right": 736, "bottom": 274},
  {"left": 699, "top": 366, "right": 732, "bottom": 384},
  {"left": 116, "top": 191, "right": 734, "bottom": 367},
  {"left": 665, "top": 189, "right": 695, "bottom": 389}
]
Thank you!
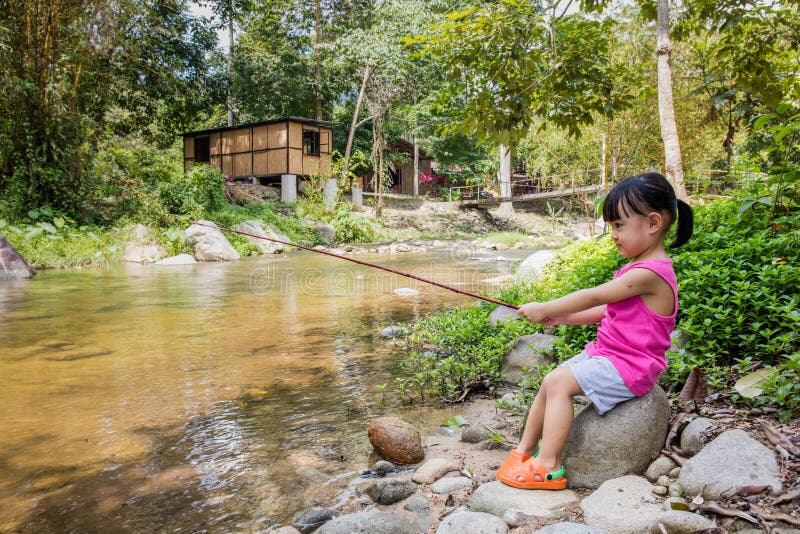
[
  {"left": 0, "top": 210, "right": 125, "bottom": 268},
  {"left": 402, "top": 194, "right": 800, "bottom": 418}
]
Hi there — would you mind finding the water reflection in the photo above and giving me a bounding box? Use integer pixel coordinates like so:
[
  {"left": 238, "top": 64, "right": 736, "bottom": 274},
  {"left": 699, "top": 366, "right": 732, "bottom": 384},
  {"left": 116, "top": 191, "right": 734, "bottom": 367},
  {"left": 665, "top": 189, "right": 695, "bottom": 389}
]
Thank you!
[{"left": 0, "top": 246, "right": 530, "bottom": 531}]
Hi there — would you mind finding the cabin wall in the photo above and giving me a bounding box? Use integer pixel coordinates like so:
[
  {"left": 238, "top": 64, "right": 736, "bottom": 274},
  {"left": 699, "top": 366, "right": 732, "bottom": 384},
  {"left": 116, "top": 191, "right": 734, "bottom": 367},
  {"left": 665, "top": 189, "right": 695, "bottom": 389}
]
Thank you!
[{"left": 184, "top": 121, "right": 332, "bottom": 179}]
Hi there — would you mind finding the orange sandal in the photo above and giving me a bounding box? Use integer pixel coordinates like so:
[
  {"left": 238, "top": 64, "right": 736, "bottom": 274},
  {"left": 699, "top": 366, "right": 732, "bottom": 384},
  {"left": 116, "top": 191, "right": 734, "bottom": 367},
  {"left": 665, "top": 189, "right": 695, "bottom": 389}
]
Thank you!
[{"left": 496, "top": 454, "right": 567, "bottom": 490}]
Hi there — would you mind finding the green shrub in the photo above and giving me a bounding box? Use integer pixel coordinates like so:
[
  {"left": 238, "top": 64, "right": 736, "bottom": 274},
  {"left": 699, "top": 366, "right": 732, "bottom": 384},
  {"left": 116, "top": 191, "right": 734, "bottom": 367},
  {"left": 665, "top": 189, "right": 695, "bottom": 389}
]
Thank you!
[{"left": 402, "top": 194, "right": 800, "bottom": 418}]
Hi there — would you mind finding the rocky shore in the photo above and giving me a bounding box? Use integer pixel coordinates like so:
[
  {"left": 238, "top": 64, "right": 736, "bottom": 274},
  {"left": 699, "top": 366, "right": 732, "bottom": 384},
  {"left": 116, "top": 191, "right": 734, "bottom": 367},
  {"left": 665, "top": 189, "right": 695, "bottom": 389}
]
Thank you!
[
  {"left": 271, "top": 393, "right": 798, "bottom": 534},
  {"left": 268, "top": 331, "right": 799, "bottom": 534}
]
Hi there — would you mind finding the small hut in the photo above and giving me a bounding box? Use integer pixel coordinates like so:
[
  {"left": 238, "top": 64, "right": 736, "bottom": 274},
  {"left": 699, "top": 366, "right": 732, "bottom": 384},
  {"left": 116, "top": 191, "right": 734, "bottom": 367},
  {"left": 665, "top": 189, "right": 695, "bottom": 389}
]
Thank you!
[{"left": 182, "top": 117, "right": 333, "bottom": 184}]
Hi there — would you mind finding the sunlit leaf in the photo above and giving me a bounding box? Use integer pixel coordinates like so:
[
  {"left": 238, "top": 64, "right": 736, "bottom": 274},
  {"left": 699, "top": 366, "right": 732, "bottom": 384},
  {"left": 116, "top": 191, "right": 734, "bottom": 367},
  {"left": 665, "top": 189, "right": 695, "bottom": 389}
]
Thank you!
[{"left": 734, "top": 369, "right": 778, "bottom": 398}]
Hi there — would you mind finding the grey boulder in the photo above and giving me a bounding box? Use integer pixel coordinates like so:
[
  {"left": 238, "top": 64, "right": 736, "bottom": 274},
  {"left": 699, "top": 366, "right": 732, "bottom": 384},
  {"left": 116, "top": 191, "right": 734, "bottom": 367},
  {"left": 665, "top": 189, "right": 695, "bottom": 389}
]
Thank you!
[
  {"left": 470, "top": 481, "right": 578, "bottom": 521},
  {"left": 0, "top": 235, "right": 35, "bottom": 278},
  {"left": 364, "top": 477, "right": 417, "bottom": 505},
  {"left": 580, "top": 476, "right": 664, "bottom": 534},
  {"left": 536, "top": 523, "right": 609, "bottom": 534},
  {"left": 436, "top": 509, "right": 508, "bottom": 534},
  {"left": 676, "top": 429, "right": 782, "bottom": 499},
  {"left": 562, "top": 386, "right": 671, "bottom": 488},
  {"left": 513, "top": 250, "right": 556, "bottom": 284},
  {"left": 489, "top": 305, "right": 521, "bottom": 326},
  {"left": 314, "top": 510, "right": 419, "bottom": 534},
  {"left": 185, "top": 220, "right": 240, "bottom": 261},
  {"left": 679, "top": 417, "right": 714, "bottom": 456},
  {"left": 502, "top": 334, "right": 558, "bottom": 384},
  {"left": 412, "top": 457, "right": 460, "bottom": 484}
]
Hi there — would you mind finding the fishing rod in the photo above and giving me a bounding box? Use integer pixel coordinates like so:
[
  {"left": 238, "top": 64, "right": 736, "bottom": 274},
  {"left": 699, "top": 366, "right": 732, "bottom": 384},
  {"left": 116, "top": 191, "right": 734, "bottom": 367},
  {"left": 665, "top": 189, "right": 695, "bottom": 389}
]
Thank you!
[{"left": 191, "top": 221, "right": 519, "bottom": 310}]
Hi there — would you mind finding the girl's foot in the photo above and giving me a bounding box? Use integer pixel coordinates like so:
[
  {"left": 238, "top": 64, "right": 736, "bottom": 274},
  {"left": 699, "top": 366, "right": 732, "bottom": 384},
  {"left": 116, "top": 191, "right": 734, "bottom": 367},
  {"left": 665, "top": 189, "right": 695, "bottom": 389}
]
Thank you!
[{"left": 496, "top": 455, "right": 567, "bottom": 490}]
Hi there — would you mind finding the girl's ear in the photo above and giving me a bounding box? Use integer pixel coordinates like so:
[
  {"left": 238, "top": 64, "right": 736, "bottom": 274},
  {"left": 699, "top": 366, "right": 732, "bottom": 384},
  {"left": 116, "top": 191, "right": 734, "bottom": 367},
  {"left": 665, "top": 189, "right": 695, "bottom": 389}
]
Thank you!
[{"left": 647, "top": 211, "right": 665, "bottom": 234}]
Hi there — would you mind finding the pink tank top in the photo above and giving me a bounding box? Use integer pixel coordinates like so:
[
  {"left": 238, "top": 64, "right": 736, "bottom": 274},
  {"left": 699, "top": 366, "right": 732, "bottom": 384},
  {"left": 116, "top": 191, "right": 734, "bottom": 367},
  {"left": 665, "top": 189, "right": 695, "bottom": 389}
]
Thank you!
[{"left": 585, "top": 259, "right": 678, "bottom": 396}]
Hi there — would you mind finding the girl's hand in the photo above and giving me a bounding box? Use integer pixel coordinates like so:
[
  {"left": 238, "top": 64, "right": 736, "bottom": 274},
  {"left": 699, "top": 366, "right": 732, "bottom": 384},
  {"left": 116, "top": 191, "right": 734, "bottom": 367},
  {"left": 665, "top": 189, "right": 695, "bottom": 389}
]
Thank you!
[{"left": 518, "top": 302, "right": 554, "bottom": 325}]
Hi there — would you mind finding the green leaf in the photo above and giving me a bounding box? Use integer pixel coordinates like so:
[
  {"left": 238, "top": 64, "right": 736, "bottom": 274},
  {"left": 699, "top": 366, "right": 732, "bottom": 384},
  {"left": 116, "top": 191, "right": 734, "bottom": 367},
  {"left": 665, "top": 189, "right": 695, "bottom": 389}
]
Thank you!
[
  {"left": 752, "top": 113, "right": 776, "bottom": 132},
  {"left": 734, "top": 369, "right": 779, "bottom": 398},
  {"left": 443, "top": 415, "right": 469, "bottom": 428},
  {"left": 38, "top": 222, "right": 57, "bottom": 234}
]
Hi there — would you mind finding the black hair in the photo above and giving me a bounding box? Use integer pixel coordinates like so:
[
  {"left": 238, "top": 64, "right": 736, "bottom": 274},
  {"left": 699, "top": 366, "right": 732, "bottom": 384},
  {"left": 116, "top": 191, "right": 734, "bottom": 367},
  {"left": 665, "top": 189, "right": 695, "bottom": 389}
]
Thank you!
[{"left": 603, "top": 172, "right": 694, "bottom": 248}]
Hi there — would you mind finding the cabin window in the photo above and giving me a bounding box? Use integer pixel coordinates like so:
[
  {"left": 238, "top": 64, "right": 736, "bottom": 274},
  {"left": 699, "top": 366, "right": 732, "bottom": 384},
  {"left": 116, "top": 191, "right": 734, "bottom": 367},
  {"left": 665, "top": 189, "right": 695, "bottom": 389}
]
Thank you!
[
  {"left": 303, "top": 128, "right": 320, "bottom": 156},
  {"left": 195, "top": 136, "right": 210, "bottom": 163}
]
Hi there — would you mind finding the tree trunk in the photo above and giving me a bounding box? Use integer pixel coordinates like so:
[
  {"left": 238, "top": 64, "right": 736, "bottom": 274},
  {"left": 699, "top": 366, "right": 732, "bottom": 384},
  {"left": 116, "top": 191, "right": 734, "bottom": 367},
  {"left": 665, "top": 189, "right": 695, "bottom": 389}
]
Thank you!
[
  {"left": 413, "top": 135, "right": 419, "bottom": 198},
  {"left": 227, "top": 14, "right": 235, "bottom": 127},
  {"left": 314, "top": 0, "right": 323, "bottom": 120},
  {"left": 498, "top": 144, "right": 513, "bottom": 214},
  {"left": 340, "top": 66, "right": 374, "bottom": 183},
  {"left": 656, "top": 0, "right": 688, "bottom": 201}
]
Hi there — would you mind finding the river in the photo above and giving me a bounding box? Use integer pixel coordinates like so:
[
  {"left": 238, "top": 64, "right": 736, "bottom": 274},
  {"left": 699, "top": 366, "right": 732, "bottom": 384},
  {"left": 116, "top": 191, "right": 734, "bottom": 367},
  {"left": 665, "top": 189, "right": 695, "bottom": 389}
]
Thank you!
[{"left": 0, "top": 244, "right": 527, "bottom": 532}]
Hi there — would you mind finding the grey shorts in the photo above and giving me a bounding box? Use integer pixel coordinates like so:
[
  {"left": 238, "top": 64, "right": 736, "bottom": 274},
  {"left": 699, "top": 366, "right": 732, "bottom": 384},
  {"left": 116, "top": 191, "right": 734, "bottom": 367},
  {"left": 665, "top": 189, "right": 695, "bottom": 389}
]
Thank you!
[{"left": 561, "top": 351, "right": 636, "bottom": 415}]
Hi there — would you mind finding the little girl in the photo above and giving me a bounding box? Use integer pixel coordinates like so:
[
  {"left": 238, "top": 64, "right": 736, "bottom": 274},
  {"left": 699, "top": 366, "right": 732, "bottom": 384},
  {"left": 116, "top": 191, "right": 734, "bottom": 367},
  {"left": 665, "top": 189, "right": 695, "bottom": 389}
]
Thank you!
[{"left": 496, "top": 172, "right": 694, "bottom": 490}]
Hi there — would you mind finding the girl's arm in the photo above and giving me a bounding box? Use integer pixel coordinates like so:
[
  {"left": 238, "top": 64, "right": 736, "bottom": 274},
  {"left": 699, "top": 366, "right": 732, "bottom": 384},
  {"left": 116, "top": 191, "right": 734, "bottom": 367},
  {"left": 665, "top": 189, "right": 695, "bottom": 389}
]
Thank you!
[
  {"left": 541, "top": 305, "right": 606, "bottom": 326},
  {"left": 519, "top": 269, "right": 659, "bottom": 325}
]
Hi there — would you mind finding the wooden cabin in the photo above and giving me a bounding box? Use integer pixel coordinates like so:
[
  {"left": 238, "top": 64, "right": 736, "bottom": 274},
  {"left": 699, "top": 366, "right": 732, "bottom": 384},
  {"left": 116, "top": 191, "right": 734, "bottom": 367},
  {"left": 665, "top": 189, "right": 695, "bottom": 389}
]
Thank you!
[{"left": 182, "top": 117, "right": 333, "bottom": 184}]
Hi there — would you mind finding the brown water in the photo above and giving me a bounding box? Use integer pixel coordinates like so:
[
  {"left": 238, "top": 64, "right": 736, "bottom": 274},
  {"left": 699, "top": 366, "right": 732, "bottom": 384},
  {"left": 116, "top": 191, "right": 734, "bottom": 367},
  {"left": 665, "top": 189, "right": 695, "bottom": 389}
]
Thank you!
[{"left": 0, "top": 246, "right": 525, "bottom": 532}]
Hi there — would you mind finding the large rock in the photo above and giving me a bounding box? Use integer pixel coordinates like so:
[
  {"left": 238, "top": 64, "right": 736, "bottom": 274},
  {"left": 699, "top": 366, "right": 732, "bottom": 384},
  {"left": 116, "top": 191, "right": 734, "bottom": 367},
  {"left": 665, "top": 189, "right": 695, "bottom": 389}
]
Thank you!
[
  {"left": 412, "top": 458, "right": 460, "bottom": 484},
  {"left": 502, "top": 334, "right": 559, "bottom": 384},
  {"left": 122, "top": 224, "right": 165, "bottom": 263},
  {"left": 431, "top": 476, "right": 473, "bottom": 494},
  {"left": 678, "top": 417, "right": 713, "bottom": 456},
  {"left": 580, "top": 476, "right": 664, "bottom": 534},
  {"left": 304, "top": 219, "right": 336, "bottom": 245},
  {"left": 562, "top": 386, "right": 671, "bottom": 488},
  {"left": 513, "top": 250, "right": 556, "bottom": 284},
  {"left": 315, "top": 510, "right": 419, "bottom": 534},
  {"left": 238, "top": 220, "right": 290, "bottom": 254},
  {"left": 367, "top": 417, "right": 425, "bottom": 465},
  {"left": 185, "top": 220, "right": 240, "bottom": 261},
  {"left": 489, "top": 306, "right": 521, "bottom": 326},
  {"left": 470, "top": 481, "right": 579, "bottom": 521},
  {"left": 155, "top": 254, "right": 197, "bottom": 266},
  {"left": 537, "top": 523, "right": 609, "bottom": 534},
  {"left": 436, "top": 510, "right": 508, "bottom": 534},
  {"left": 293, "top": 506, "right": 335, "bottom": 532},
  {"left": 0, "top": 235, "right": 35, "bottom": 278},
  {"left": 676, "top": 429, "right": 782, "bottom": 499},
  {"left": 364, "top": 478, "right": 417, "bottom": 505},
  {"left": 648, "top": 510, "right": 716, "bottom": 533}
]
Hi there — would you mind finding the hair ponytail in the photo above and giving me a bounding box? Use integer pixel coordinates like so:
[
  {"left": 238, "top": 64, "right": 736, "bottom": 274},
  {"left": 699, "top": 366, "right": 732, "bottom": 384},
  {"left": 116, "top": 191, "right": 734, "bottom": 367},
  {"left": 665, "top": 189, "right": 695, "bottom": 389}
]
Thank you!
[{"left": 669, "top": 199, "right": 694, "bottom": 248}]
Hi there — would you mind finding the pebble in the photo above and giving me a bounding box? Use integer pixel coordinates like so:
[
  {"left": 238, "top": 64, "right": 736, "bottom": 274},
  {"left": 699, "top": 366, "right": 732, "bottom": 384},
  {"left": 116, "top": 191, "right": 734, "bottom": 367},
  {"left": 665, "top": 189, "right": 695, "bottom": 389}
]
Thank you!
[
  {"left": 372, "top": 460, "right": 395, "bottom": 475},
  {"left": 652, "top": 486, "right": 668, "bottom": 496},
  {"left": 431, "top": 476, "right": 473, "bottom": 494},
  {"left": 657, "top": 475, "right": 671, "bottom": 487}
]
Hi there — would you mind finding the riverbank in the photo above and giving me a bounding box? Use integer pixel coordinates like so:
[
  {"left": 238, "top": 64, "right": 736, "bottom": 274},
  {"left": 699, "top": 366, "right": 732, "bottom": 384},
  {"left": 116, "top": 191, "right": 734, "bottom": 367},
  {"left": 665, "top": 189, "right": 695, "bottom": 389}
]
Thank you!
[
  {"left": 1, "top": 193, "right": 593, "bottom": 271},
  {"left": 274, "top": 379, "right": 799, "bottom": 533}
]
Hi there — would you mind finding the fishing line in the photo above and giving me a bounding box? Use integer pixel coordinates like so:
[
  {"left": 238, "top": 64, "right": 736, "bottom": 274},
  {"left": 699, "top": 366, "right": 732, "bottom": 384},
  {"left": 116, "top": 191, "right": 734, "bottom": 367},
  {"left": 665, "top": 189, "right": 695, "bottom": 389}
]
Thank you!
[{"left": 191, "top": 221, "right": 519, "bottom": 310}]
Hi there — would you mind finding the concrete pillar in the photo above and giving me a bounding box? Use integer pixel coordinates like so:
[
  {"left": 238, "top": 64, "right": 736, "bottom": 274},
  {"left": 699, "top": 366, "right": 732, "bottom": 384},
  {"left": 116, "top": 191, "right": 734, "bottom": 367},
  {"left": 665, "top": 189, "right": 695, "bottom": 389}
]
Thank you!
[
  {"left": 281, "top": 174, "right": 297, "bottom": 204},
  {"left": 352, "top": 185, "right": 363, "bottom": 208},
  {"left": 498, "top": 144, "right": 513, "bottom": 214},
  {"left": 323, "top": 178, "right": 338, "bottom": 209}
]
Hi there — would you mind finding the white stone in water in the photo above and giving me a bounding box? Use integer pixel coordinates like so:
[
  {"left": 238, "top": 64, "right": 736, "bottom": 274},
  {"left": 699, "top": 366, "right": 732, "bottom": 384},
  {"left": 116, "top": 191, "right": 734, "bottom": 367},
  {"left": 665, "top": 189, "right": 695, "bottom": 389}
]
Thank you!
[
  {"left": 393, "top": 288, "right": 420, "bottom": 296},
  {"left": 155, "top": 254, "right": 197, "bottom": 266}
]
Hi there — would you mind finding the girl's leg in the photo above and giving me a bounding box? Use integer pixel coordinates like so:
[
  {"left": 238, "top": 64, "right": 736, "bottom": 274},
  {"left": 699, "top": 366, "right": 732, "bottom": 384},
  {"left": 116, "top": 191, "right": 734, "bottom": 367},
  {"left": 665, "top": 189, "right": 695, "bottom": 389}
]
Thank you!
[
  {"left": 536, "top": 367, "right": 584, "bottom": 473},
  {"left": 516, "top": 382, "right": 547, "bottom": 457}
]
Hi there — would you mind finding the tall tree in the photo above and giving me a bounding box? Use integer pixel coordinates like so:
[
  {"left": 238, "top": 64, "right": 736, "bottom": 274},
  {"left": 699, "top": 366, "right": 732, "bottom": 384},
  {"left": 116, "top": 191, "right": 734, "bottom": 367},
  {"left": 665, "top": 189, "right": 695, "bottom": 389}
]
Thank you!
[
  {"left": 411, "top": 0, "right": 631, "bottom": 197},
  {"left": 0, "top": 0, "right": 214, "bottom": 217},
  {"left": 656, "top": 0, "right": 688, "bottom": 201}
]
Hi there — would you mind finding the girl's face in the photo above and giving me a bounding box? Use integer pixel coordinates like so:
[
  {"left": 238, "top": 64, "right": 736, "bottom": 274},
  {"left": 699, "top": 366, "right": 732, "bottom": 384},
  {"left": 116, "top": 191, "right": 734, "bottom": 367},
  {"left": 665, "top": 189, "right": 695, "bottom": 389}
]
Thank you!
[{"left": 607, "top": 207, "right": 661, "bottom": 259}]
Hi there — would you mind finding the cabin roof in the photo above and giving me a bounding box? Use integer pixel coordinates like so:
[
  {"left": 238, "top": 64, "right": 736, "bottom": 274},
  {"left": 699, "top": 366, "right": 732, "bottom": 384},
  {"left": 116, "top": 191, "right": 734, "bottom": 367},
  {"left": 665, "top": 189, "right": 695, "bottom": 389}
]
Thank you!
[{"left": 182, "top": 116, "right": 335, "bottom": 137}]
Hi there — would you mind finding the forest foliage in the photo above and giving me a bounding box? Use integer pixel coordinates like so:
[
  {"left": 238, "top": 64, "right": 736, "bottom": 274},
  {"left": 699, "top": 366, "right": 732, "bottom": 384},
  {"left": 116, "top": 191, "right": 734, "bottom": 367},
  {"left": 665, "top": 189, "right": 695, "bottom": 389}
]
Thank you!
[{"left": 0, "top": 0, "right": 797, "bottom": 222}]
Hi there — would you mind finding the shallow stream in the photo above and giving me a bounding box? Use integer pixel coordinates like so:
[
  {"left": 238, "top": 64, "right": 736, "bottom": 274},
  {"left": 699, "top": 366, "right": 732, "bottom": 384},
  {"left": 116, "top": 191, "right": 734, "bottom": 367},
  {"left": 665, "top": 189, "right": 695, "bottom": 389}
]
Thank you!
[{"left": 0, "top": 244, "right": 528, "bottom": 532}]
